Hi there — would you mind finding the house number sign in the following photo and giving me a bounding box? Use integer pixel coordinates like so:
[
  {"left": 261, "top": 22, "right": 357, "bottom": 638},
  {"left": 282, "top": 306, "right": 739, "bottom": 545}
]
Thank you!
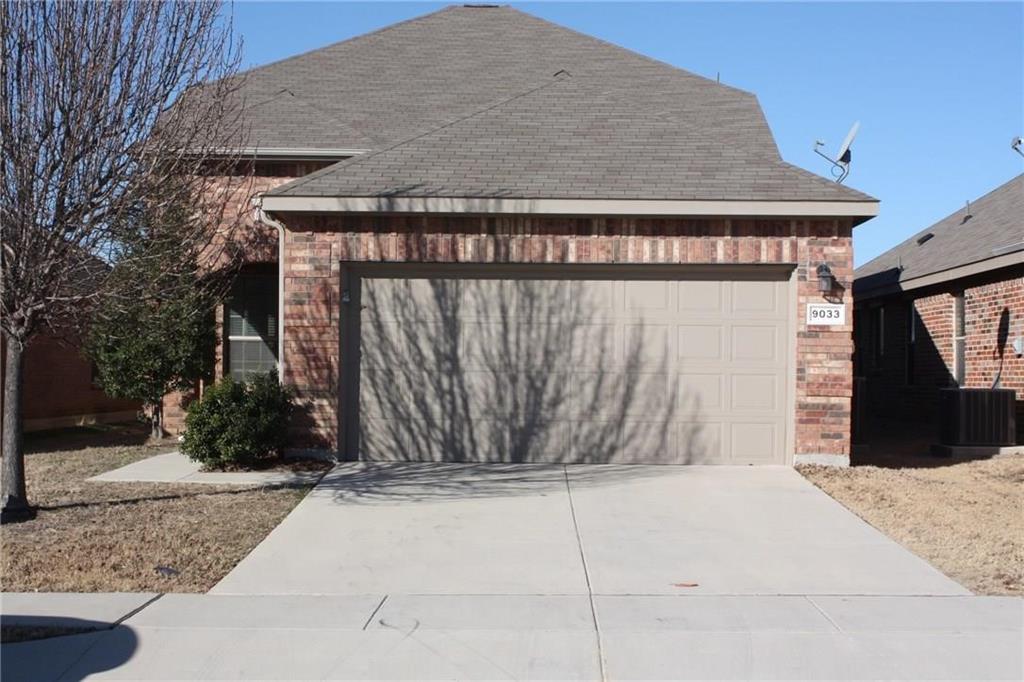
[{"left": 806, "top": 303, "right": 846, "bottom": 326}]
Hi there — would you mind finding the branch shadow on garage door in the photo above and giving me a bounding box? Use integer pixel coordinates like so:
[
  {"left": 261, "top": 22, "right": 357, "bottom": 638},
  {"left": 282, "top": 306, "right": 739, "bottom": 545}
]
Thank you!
[{"left": 344, "top": 273, "right": 717, "bottom": 485}]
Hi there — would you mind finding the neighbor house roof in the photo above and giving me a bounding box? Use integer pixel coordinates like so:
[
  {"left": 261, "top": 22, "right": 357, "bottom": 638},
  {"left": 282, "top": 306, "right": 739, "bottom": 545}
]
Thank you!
[
  {"left": 854, "top": 174, "right": 1024, "bottom": 299},
  {"left": 230, "top": 5, "right": 876, "bottom": 214}
]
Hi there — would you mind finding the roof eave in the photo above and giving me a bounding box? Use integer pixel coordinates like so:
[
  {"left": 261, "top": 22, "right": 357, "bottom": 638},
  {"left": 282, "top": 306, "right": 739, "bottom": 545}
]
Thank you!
[
  {"left": 207, "top": 147, "right": 371, "bottom": 161},
  {"left": 854, "top": 250, "right": 1024, "bottom": 301},
  {"left": 260, "top": 195, "right": 879, "bottom": 219}
]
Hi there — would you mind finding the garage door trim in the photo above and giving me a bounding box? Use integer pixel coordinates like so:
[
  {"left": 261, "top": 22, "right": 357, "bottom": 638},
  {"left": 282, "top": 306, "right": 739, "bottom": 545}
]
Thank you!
[{"left": 339, "top": 262, "right": 798, "bottom": 463}]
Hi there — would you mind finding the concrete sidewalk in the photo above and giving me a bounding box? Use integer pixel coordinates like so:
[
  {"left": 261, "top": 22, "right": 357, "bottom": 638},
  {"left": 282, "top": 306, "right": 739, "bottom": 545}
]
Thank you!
[
  {"left": 88, "top": 452, "right": 325, "bottom": 486},
  {"left": 2, "top": 594, "right": 1021, "bottom": 680}
]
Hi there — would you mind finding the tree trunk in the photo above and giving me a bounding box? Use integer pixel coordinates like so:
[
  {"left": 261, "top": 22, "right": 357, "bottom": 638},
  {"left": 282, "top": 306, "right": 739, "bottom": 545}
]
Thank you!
[
  {"left": 150, "top": 401, "right": 164, "bottom": 441},
  {"left": 2, "top": 337, "right": 34, "bottom": 523}
]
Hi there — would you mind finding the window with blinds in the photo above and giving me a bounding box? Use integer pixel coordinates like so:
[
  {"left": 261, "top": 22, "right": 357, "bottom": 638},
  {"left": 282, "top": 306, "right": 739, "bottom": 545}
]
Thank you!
[{"left": 226, "top": 274, "right": 278, "bottom": 381}]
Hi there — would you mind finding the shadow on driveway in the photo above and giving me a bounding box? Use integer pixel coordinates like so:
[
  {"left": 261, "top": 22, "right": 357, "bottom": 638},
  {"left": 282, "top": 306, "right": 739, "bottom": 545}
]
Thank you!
[{"left": 318, "top": 461, "right": 674, "bottom": 504}]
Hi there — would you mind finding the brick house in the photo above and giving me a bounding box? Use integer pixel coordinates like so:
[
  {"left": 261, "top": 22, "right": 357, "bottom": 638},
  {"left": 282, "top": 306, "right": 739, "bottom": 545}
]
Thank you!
[
  {"left": 853, "top": 174, "right": 1023, "bottom": 436},
  {"left": 166, "top": 5, "right": 879, "bottom": 465},
  {"left": 1, "top": 332, "right": 140, "bottom": 433}
]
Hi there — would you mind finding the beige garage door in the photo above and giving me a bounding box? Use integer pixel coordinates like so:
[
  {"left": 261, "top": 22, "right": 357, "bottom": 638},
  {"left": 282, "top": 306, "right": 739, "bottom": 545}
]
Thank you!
[{"left": 348, "top": 267, "right": 791, "bottom": 464}]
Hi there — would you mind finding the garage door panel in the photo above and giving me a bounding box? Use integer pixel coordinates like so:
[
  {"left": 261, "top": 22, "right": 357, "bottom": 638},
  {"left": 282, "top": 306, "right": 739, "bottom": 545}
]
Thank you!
[
  {"left": 730, "top": 422, "right": 781, "bottom": 464},
  {"left": 359, "top": 418, "right": 408, "bottom": 460},
  {"left": 624, "top": 324, "right": 672, "bottom": 372},
  {"left": 571, "top": 323, "right": 622, "bottom": 369},
  {"left": 364, "top": 278, "right": 461, "bottom": 322},
  {"left": 362, "top": 319, "right": 453, "bottom": 369},
  {"left": 459, "top": 370, "right": 512, "bottom": 418},
  {"left": 677, "top": 280, "right": 723, "bottom": 313},
  {"left": 730, "top": 280, "right": 787, "bottom": 318},
  {"left": 461, "top": 322, "right": 508, "bottom": 370},
  {"left": 678, "top": 324, "right": 724, "bottom": 362},
  {"left": 570, "top": 280, "right": 618, "bottom": 318},
  {"left": 509, "top": 420, "right": 570, "bottom": 462},
  {"left": 571, "top": 420, "right": 622, "bottom": 463},
  {"left": 731, "top": 324, "right": 783, "bottom": 364},
  {"left": 511, "top": 371, "right": 573, "bottom": 421},
  {"left": 403, "top": 418, "right": 509, "bottom": 462},
  {"left": 678, "top": 373, "right": 725, "bottom": 413},
  {"left": 620, "top": 420, "right": 677, "bottom": 463},
  {"left": 360, "top": 368, "right": 412, "bottom": 420},
  {"left": 572, "top": 371, "right": 624, "bottom": 418},
  {"left": 461, "top": 279, "right": 517, "bottom": 319},
  {"left": 625, "top": 280, "right": 670, "bottom": 312},
  {"left": 571, "top": 371, "right": 668, "bottom": 419},
  {"left": 678, "top": 421, "right": 724, "bottom": 464},
  {"left": 356, "top": 272, "right": 791, "bottom": 464},
  {"left": 511, "top": 279, "right": 572, "bottom": 323},
  {"left": 730, "top": 374, "right": 783, "bottom": 412}
]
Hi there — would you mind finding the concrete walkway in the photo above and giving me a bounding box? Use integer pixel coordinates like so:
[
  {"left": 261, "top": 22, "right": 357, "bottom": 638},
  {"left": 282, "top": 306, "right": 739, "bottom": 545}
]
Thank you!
[
  {"left": 89, "top": 451, "right": 325, "bottom": 486},
  {"left": 4, "top": 464, "right": 1020, "bottom": 680},
  {"left": 0, "top": 593, "right": 159, "bottom": 630}
]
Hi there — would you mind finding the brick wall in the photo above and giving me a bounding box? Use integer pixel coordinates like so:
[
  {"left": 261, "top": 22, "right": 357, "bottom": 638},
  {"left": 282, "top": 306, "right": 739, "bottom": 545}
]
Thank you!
[
  {"left": 277, "top": 214, "right": 855, "bottom": 460},
  {"left": 1, "top": 333, "right": 140, "bottom": 432},
  {"left": 161, "top": 173, "right": 297, "bottom": 436},
  {"left": 964, "top": 276, "right": 1024, "bottom": 393},
  {"left": 855, "top": 272, "right": 1024, "bottom": 427}
]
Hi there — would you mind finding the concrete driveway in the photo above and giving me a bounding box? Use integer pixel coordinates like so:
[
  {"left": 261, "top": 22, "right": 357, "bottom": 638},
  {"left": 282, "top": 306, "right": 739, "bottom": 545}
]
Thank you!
[
  {"left": 7, "top": 465, "right": 1021, "bottom": 681},
  {"left": 212, "top": 463, "right": 967, "bottom": 596}
]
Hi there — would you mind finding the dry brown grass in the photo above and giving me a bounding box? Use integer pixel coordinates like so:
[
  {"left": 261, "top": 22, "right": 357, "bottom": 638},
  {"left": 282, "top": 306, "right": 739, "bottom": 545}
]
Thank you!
[
  {"left": 1, "top": 424, "right": 316, "bottom": 593},
  {"left": 799, "top": 455, "right": 1024, "bottom": 596}
]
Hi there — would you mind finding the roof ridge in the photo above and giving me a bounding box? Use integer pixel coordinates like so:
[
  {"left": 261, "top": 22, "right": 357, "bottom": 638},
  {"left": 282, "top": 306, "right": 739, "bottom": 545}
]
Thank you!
[
  {"left": 496, "top": 6, "right": 756, "bottom": 98},
  {"left": 273, "top": 73, "right": 572, "bottom": 196}
]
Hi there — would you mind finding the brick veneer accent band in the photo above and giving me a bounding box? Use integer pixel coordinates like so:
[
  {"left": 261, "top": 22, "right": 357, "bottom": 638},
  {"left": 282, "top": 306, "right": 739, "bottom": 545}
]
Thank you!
[{"left": 277, "top": 214, "right": 855, "bottom": 459}]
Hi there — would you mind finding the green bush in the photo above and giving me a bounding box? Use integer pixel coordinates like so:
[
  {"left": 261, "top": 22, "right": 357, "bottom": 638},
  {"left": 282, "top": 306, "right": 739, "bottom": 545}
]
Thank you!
[{"left": 181, "top": 373, "right": 294, "bottom": 469}]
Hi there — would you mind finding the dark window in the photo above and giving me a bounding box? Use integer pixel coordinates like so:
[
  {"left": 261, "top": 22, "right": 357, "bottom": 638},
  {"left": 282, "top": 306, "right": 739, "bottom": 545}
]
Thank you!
[
  {"left": 906, "top": 302, "right": 917, "bottom": 385},
  {"left": 870, "top": 306, "right": 885, "bottom": 369},
  {"left": 226, "top": 274, "right": 278, "bottom": 381}
]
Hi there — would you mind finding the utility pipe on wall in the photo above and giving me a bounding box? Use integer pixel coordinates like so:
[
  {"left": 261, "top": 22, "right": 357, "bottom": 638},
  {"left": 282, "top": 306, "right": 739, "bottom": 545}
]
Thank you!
[{"left": 253, "top": 196, "right": 286, "bottom": 384}]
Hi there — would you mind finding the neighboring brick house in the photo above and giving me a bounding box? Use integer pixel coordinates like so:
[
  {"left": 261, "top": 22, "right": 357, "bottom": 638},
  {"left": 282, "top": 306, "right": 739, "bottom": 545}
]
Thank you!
[
  {"left": 172, "top": 5, "right": 879, "bottom": 465},
  {"left": 1, "top": 332, "right": 140, "bottom": 433},
  {"left": 853, "top": 174, "right": 1024, "bottom": 434}
]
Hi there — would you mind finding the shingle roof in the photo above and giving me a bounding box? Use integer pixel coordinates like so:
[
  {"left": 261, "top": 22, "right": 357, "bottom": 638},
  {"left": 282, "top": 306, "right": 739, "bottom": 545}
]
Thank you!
[
  {"left": 855, "top": 174, "right": 1024, "bottom": 296},
  {"left": 270, "top": 75, "right": 872, "bottom": 202},
  {"left": 232, "top": 5, "right": 874, "bottom": 204}
]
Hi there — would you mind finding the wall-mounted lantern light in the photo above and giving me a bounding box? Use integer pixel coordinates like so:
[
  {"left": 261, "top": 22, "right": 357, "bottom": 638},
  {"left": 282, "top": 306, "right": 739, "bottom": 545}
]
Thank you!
[{"left": 816, "top": 264, "right": 836, "bottom": 295}]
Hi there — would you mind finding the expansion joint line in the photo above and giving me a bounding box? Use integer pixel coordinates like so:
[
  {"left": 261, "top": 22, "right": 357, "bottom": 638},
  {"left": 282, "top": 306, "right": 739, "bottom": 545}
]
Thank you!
[{"left": 563, "top": 465, "right": 607, "bottom": 682}]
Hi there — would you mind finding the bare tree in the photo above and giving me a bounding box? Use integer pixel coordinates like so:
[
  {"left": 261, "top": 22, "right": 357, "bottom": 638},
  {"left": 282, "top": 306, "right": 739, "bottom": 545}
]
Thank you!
[{"left": 0, "top": 1, "right": 251, "bottom": 521}]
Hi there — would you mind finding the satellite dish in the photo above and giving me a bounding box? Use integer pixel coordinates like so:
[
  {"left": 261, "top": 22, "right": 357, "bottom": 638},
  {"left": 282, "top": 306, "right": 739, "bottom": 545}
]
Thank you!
[
  {"left": 835, "top": 121, "right": 860, "bottom": 167},
  {"left": 813, "top": 121, "right": 861, "bottom": 183}
]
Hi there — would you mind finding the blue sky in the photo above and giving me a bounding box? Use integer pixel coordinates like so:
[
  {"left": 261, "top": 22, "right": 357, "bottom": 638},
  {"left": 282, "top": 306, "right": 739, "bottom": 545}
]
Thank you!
[{"left": 230, "top": 2, "right": 1023, "bottom": 267}]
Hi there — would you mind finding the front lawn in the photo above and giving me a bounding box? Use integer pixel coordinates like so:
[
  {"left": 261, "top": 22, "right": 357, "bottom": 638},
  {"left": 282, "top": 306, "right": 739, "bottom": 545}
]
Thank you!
[
  {"left": 0, "top": 423, "right": 318, "bottom": 593},
  {"left": 799, "top": 454, "right": 1024, "bottom": 596}
]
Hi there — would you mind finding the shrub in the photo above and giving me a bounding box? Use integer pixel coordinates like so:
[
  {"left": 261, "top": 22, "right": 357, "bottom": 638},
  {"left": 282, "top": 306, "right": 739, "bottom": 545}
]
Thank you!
[{"left": 181, "top": 373, "right": 293, "bottom": 469}]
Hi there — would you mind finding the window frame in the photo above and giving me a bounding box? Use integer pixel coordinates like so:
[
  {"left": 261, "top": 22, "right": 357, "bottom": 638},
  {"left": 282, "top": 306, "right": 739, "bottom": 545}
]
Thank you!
[
  {"left": 905, "top": 301, "right": 917, "bottom": 385},
  {"left": 224, "top": 273, "right": 279, "bottom": 381},
  {"left": 953, "top": 291, "right": 966, "bottom": 386}
]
